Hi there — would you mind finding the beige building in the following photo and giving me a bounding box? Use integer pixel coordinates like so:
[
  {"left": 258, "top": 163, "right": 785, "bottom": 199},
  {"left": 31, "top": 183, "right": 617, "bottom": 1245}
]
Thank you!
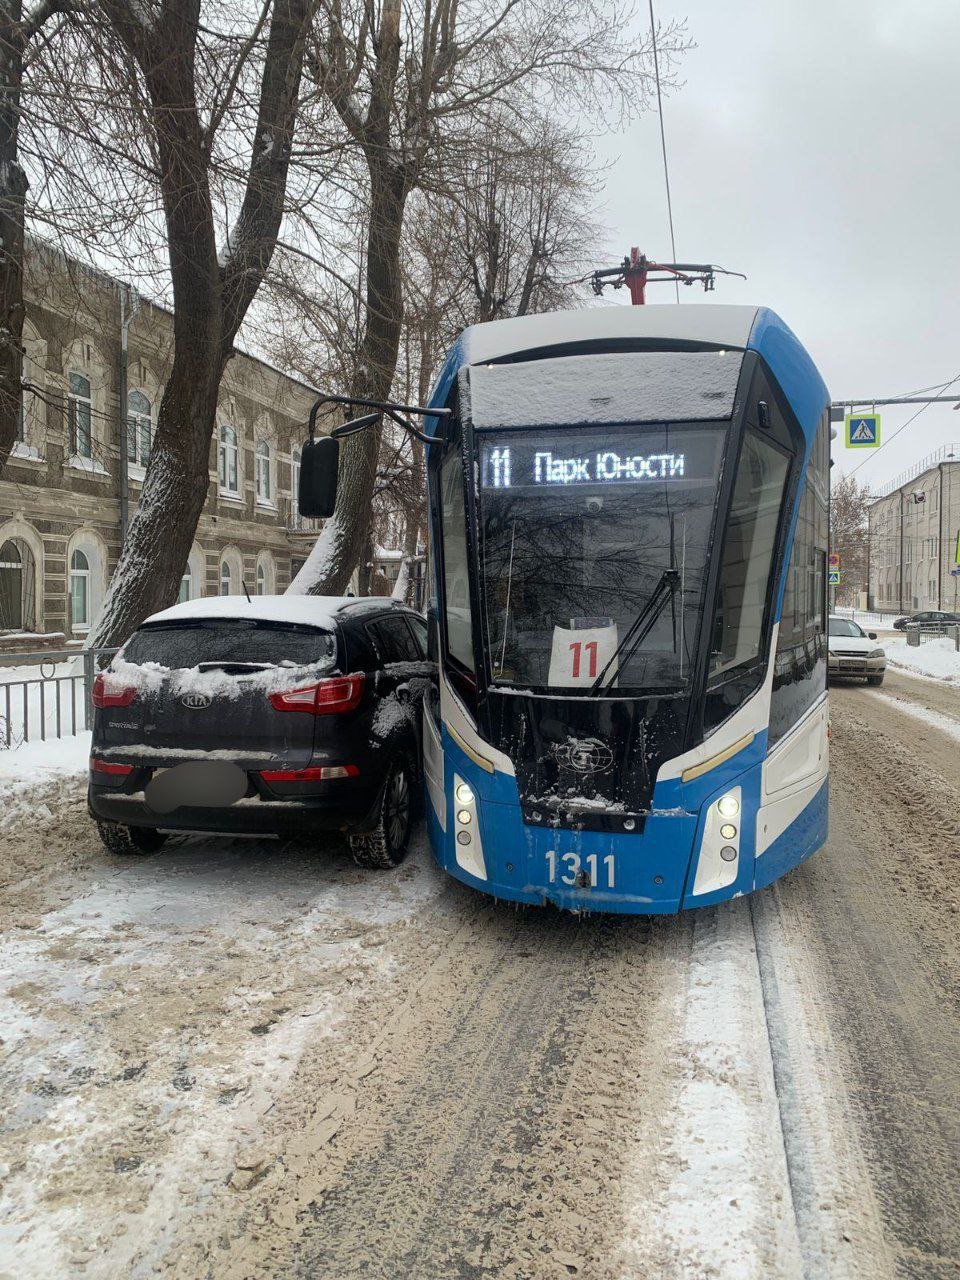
[
  {"left": 867, "top": 444, "right": 960, "bottom": 613},
  {"left": 0, "top": 242, "right": 329, "bottom": 643}
]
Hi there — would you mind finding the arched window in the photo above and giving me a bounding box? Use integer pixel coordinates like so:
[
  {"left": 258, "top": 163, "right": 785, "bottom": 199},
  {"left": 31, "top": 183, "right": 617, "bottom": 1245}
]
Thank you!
[
  {"left": 178, "top": 563, "right": 192, "bottom": 603},
  {"left": 256, "top": 563, "right": 266, "bottom": 594},
  {"left": 127, "top": 389, "right": 152, "bottom": 467},
  {"left": 219, "top": 559, "right": 232, "bottom": 596},
  {"left": 68, "top": 373, "right": 92, "bottom": 458},
  {"left": 255, "top": 440, "right": 272, "bottom": 503},
  {"left": 0, "top": 540, "right": 24, "bottom": 629},
  {"left": 219, "top": 424, "right": 239, "bottom": 494},
  {"left": 70, "top": 548, "right": 90, "bottom": 628}
]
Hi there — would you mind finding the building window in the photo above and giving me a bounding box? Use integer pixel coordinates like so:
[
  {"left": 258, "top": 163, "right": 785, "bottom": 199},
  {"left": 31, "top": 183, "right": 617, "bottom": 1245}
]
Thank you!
[
  {"left": 256, "top": 563, "right": 266, "bottom": 594},
  {"left": 68, "top": 372, "right": 92, "bottom": 458},
  {"left": 0, "top": 538, "right": 37, "bottom": 631},
  {"left": 70, "top": 548, "right": 90, "bottom": 628},
  {"left": 219, "top": 424, "right": 239, "bottom": 494},
  {"left": 179, "top": 565, "right": 192, "bottom": 603},
  {"left": 127, "top": 389, "right": 152, "bottom": 467},
  {"left": 255, "top": 440, "right": 272, "bottom": 504},
  {"left": 220, "top": 560, "right": 232, "bottom": 595}
]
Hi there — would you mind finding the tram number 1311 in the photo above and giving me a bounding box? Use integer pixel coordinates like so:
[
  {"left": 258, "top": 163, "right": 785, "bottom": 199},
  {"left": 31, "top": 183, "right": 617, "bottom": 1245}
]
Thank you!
[{"left": 545, "top": 850, "right": 615, "bottom": 889}]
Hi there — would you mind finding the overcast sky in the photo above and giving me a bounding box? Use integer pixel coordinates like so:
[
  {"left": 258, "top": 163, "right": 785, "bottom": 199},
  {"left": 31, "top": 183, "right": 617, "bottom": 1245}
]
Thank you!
[{"left": 595, "top": 0, "right": 960, "bottom": 493}]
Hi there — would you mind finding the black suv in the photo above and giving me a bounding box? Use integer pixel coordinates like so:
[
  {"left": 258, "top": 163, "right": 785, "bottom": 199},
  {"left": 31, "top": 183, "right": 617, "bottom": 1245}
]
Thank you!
[{"left": 88, "top": 595, "right": 434, "bottom": 867}]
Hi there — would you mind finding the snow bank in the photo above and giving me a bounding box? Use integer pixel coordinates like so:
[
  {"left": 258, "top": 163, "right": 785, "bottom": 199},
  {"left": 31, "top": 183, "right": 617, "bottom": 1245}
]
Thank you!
[
  {"left": 0, "top": 732, "right": 91, "bottom": 829},
  {"left": 884, "top": 636, "right": 960, "bottom": 683}
]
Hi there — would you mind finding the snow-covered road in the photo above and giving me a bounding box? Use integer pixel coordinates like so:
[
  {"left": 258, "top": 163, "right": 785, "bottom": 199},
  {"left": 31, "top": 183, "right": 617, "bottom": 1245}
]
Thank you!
[{"left": 1, "top": 669, "right": 959, "bottom": 1278}]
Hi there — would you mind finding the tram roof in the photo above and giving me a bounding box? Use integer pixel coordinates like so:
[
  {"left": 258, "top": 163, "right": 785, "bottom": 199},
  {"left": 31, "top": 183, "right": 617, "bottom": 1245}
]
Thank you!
[
  {"left": 434, "top": 303, "right": 829, "bottom": 437},
  {"left": 457, "top": 304, "right": 760, "bottom": 362}
]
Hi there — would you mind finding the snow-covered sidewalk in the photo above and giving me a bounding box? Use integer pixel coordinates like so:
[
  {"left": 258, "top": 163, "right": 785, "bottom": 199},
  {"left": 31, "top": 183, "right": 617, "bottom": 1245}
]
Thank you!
[{"left": 883, "top": 635, "right": 960, "bottom": 684}]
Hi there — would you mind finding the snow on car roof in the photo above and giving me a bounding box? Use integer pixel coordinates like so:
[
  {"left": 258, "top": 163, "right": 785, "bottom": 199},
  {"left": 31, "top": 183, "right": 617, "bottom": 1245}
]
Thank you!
[{"left": 143, "top": 594, "right": 362, "bottom": 629}]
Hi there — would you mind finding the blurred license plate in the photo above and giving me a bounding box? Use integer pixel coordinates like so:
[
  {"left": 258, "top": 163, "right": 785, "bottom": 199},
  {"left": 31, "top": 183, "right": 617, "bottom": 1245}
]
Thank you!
[{"left": 145, "top": 761, "right": 247, "bottom": 814}]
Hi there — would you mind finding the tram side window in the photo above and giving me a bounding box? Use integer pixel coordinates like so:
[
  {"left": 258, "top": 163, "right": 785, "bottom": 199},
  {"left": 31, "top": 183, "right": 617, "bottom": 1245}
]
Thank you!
[
  {"left": 704, "top": 428, "right": 791, "bottom": 731},
  {"left": 439, "top": 446, "right": 476, "bottom": 673},
  {"left": 769, "top": 415, "right": 829, "bottom": 747}
]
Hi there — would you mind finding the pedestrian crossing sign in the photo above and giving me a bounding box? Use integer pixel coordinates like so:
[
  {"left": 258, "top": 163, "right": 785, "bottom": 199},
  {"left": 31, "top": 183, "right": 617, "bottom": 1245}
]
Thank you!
[
  {"left": 845, "top": 413, "right": 881, "bottom": 448},
  {"left": 828, "top": 568, "right": 841, "bottom": 586}
]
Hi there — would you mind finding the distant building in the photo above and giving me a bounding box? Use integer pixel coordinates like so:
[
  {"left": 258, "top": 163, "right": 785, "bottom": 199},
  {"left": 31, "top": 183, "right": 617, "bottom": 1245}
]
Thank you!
[
  {"left": 0, "top": 241, "right": 339, "bottom": 642},
  {"left": 867, "top": 444, "right": 960, "bottom": 613}
]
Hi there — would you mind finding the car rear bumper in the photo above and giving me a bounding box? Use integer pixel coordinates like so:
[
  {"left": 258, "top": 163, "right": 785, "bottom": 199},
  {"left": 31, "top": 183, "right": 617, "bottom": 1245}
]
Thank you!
[{"left": 88, "top": 780, "right": 384, "bottom": 836}]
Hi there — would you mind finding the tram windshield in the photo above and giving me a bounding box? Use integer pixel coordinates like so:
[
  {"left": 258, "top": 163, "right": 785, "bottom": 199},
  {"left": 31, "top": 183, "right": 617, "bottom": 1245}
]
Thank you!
[{"left": 477, "top": 422, "right": 726, "bottom": 693}]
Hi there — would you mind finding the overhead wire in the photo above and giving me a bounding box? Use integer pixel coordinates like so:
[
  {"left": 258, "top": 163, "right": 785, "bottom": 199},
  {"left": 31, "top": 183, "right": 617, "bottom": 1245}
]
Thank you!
[{"left": 647, "top": 0, "right": 680, "bottom": 303}]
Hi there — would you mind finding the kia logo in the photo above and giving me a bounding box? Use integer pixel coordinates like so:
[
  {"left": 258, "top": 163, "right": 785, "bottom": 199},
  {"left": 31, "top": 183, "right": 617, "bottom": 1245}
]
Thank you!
[
  {"left": 552, "top": 739, "right": 614, "bottom": 774},
  {"left": 181, "top": 692, "right": 211, "bottom": 709}
]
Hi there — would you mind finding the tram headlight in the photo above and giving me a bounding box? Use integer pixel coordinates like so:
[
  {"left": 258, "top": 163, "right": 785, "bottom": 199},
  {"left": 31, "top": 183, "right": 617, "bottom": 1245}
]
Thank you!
[
  {"left": 455, "top": 782, "right": 475, "bottom": 805},
  {"left": 717, "top": 794, "right": 740, "bottom": 818},
  {"left": 457, "top": 809, "right": 472, "bottom": 825},
  {"left": 720, "top": 823, "right": 737, "bottom": 840}
]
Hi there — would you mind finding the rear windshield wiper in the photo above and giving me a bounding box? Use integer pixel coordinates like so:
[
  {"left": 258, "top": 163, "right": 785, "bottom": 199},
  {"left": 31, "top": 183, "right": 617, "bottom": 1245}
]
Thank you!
[{"left": 590, "top": 569, "right": 681, "bottom": 694}]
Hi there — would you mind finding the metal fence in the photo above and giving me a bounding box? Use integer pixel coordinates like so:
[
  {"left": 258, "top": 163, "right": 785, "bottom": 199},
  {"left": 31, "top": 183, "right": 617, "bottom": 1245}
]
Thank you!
[{"left": 0, "top": 646, "right": 119, "bottom": 749}]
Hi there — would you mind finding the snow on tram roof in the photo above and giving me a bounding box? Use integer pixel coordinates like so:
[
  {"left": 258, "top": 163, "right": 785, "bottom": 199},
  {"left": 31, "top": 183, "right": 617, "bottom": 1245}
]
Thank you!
[
  {"left": 142, "top": 594, "right": 360, "bottom": 630},
  {"left": 459, "top": 303, "right": 761, "bottom": 365}
]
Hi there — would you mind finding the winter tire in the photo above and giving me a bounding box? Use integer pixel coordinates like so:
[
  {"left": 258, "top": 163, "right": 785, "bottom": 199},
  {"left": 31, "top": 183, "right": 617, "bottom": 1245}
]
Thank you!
[
  {"left": 97, "top": 821, "right": 167, "bottom": 856},
  {"left": 349, "top": 757, "right": 413, "bottom": 869}
]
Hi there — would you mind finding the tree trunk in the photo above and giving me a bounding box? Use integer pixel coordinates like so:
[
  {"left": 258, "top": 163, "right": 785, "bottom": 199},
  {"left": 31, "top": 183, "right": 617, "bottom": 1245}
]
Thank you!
[
  {"left": 90, "top": 0, "right": 310, "bottom": 647},
  {"left": 0, "top": 0, "right": 26, "bottom": 478},
  {"left": 302, "top": 158, "right": 408, "bottom": 595}
]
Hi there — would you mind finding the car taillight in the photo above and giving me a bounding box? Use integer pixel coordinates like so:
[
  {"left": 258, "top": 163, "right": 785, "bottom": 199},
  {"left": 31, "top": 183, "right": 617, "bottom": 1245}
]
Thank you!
[
  {"left": 268, "top": 673, "right": 365, "bottom": 715},
  {"left": 260, "top": 764, "right": 360, "bottom": 782},
  {"left": 90, "top": 757, "right": 135, "bottom": 776},
  {"left": 92, "top": 672, "right": 137, "bottom": 708}
]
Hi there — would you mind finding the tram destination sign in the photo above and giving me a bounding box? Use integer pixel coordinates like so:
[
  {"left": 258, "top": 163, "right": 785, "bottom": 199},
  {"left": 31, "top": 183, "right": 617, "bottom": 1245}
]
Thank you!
[{"left": 480, "top": 439, "right": 715, "bottom": 490}]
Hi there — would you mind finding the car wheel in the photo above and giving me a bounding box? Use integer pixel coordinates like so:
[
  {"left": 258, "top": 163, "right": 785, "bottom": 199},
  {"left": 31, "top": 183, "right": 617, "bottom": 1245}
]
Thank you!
[
  {"left": 349, "top": 757, "right": 413, "bottom": 869},
  {"left": 866, "top": 673, "right": 884, "bottom": 686},
  {"left": 96, "top": 821, "right": 167, "bottom": 856}
]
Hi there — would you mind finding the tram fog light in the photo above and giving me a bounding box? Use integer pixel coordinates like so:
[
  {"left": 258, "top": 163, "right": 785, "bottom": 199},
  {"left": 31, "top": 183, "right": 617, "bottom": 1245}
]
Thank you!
[
  {"left": 623, "top": 817, "right": 636, "bottom": 831},
  {"left": 717, "top": 794, "right": 740, "bottom": 818},
  {"left": 455, "top": 782, "right": 475, "bottom": 805},
  {"left": 456, "top": 831, "right": 472, "bottom": 846},
  {"left": 720, "top": 823, "right": 738, "bottom": 840},
  {"left": 457, "top": 809, "right": 472, "bottom": 825},
  {"left": 720, "top": 845, "right": 738, "bottom": 862}
]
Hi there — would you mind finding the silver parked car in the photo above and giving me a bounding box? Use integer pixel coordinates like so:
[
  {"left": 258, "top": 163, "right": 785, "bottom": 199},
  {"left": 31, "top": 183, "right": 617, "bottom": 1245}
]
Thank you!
[{"left": 827, "top": 616, "right": 886, "bottom": 685}]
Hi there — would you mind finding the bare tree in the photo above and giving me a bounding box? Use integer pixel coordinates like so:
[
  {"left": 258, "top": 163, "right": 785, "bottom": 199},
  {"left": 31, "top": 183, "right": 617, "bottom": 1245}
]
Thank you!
[
  {"left": 57, "top": 0, "right": 316, "bottom": 646},
  {"left": 287, "top": 0, "right": 688, "bottom": 595},
  {"left": 831, "top": 471, "right": 870, "bottom": 607}
]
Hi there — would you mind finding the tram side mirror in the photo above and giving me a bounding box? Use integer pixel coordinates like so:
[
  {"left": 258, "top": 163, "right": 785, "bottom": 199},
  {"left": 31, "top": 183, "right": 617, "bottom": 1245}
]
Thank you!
[{"left": 299, "top": 436, "right": 339, "bottom": 518}]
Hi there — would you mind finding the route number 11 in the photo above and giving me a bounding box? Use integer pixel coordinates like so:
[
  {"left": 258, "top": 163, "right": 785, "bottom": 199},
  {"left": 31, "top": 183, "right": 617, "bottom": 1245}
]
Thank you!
[{"left": 568, "top": 640, "right": 598, "bottom": 679}]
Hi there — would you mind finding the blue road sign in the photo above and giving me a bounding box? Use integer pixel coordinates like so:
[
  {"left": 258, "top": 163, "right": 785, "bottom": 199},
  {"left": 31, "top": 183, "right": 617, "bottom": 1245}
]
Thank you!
[
  {"left": 845, "top": 413, "right": 881, "bottom": 448},
  {"left": 951, "top": 568, "right": 960, "bottom": 577},
  {"left": 828, "top": 568, "right": 841, "bottom": 585}
]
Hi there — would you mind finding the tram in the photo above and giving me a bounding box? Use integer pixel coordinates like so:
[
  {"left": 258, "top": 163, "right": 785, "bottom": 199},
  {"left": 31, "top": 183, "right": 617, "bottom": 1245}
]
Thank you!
[
  {"left": 419, "top": 304, "right": 829, "bottom": 913},
  {"left": 301, "top": 302, "right": 831, "bottom": 913}
]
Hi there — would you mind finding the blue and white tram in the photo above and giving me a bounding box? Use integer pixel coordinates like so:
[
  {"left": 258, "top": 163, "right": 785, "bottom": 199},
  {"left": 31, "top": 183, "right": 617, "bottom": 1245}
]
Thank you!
[{"left": 420, "top": 304, "right": 830, "bottom": 913}]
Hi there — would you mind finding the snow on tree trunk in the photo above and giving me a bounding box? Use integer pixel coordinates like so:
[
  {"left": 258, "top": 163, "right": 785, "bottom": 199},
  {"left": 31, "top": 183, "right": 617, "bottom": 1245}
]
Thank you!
[
  {"left": 391, "top": 556, "right": 410, "bottom": 602},
  {"left": 304, "top": 161, "right": 408, "bottom": 595}
]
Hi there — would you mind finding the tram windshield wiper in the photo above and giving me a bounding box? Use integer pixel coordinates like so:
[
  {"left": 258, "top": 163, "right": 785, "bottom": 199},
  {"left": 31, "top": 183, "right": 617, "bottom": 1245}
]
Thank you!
[{"left": 589, "top": 569, "right": 681, "bottom": 694}]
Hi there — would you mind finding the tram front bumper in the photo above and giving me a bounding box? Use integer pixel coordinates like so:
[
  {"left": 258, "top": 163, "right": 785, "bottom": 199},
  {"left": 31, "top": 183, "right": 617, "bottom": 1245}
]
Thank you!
[{"left": 431, "top": 796, "right": 700, "bottom": 914}]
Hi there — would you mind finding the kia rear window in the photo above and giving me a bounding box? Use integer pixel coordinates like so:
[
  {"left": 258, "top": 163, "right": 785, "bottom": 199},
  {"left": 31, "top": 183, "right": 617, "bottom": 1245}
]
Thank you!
[{"left": 121, "top": 619, "right": 338, "bottom": 669}]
